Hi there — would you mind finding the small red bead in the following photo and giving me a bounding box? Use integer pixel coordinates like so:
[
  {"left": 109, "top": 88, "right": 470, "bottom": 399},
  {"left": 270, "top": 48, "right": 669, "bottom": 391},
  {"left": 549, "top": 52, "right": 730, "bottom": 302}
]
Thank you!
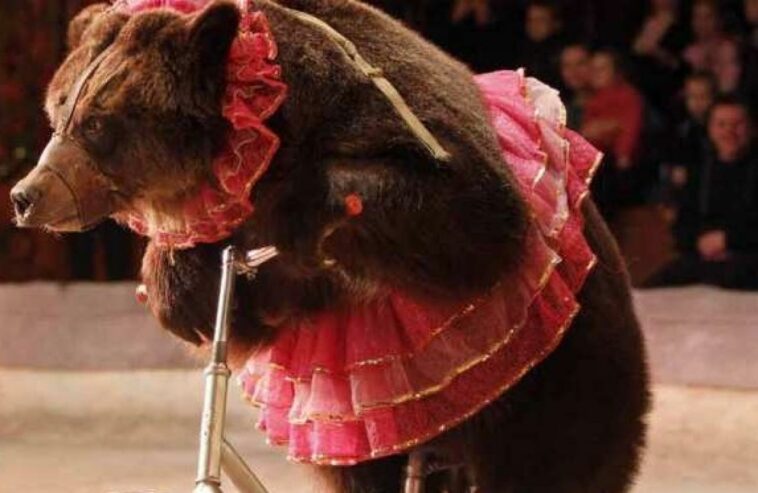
[{"left": 344, "top": 193, "right": 363, "bottom": 216}]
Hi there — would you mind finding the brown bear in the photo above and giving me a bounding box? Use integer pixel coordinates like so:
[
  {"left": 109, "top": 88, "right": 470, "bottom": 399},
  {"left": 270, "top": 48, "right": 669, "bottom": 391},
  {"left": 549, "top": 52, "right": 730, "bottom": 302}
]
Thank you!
[{"left": 11, "top": 1, "right": 649, "bottom": 491}]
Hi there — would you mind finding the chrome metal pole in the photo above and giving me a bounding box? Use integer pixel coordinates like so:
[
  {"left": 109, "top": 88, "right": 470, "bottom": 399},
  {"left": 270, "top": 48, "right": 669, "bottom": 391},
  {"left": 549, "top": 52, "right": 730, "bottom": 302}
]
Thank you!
[
  {"left": 194, "top": 246, "right": 237, "bottom": 493},
  {"left": 403, "top": 450, "right": 427, "bottom": 493},
  {"left": 193, "top": 246, "right": 278, "bottom": 493},
  {"left": 222, "top": 438, "right": 269, "bottom": 493}
]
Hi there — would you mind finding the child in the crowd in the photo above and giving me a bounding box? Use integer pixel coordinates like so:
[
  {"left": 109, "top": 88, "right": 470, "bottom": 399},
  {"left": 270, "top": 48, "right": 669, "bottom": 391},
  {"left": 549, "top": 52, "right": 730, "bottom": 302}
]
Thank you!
[
  {"left": 665, "top": 72, "right": 716, "bottom": 193},
  {"left": 581, "top": 48, "right": 645, "bottom": 217},
  {"left": 646, "top": 96, "right": 758, "bottom": 289},
  {"left": 559, "top": 43, "right": 593, "bottom": 130},
  {"left": 582, "top": 49, "right": 644, "bottom": 170},
  {"left": 711, "top": 37, "right": 743, "bottom": 94},
  {"left": 515, "top": 0, "right": 566, "bottom": 89}
]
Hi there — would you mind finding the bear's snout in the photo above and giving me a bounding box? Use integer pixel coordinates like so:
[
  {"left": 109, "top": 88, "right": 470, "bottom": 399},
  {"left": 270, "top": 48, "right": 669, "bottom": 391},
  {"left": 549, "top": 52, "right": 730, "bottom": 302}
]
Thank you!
[
  {"left": 11, "top": 136, "right": 115, "bottom": 232},
  {"left": 10, "top": 185, "right": 41, "bottom": 219}
]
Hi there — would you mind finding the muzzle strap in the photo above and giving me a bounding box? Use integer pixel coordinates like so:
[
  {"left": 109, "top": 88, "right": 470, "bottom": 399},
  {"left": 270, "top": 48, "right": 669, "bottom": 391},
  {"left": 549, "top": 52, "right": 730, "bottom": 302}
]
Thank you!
[
  {"left": 59, "top": 46, "right": 116, "bottom": 134},
  {"left": 48, "top": 45, "right": 119, "bottom": 228},
  {"left": 37, "top": 135, "right": 117, "bottom": 229}
]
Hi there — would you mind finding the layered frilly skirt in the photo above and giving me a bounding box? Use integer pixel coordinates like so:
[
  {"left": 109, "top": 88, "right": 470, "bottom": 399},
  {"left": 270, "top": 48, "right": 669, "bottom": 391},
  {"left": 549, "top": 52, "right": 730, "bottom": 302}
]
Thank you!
[{"left": 239, "top": 70, "right": 603, "bottom": 465}]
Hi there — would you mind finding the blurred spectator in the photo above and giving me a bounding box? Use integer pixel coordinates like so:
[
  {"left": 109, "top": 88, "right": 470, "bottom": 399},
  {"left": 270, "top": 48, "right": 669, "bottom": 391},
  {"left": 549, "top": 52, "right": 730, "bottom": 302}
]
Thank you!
[
  {"left": 632, "top": 0, "right": 686, "bottom": 63},
  {"left": 425, "top": 0, "right": 520, "bottom": 72},
  {"left": 747, "top": 0, "right": 758, "bottom": 49},
  {"left": 588, "top": 0, "right": 646, "bottom": 49},
  {"left": 630, "top": 0, "right": 687, "bottom": 110},
  {"left": 646, "top": 96, "right": 758, "bottom": 289},
  {"left": 581, "top": 49, "right": 645, "bottom": 217},
  {"left": 683, "top": 0, "right": 726, "bottom": 72},
  {"left": 515, "top": 0, "right": 566, "bottom": 88},
  {"left": 582, "top": 49, "right": 644, "bottom": 170},
  {"left": 559, "top": 43, "right": 593, "bottom": 129},
  {"left": 450, "top": 0, "right": 491, "bottom": 24},
  {"left": 664, "top": 72, "right": 716, "bottom": 195},
  {"left": 712, "top": 37, "right": 744, "bottom": 93},
  {"left": 744, "top": 0, "right": 758, "bottom": 109}
]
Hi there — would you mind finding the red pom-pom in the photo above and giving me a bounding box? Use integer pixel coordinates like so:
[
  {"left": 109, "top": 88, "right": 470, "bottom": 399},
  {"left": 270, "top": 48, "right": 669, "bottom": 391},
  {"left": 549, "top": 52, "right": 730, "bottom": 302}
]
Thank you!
[
  {"left": 136, "top": 284, "right": 149, "bottom": 304},
  {"left": 344, "top": 193, "right": 363, "bottom": 216}
]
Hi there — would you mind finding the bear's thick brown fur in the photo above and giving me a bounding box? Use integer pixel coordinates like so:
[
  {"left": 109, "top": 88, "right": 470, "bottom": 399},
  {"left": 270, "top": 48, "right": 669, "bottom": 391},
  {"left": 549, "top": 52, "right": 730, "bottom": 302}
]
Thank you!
[{"left": 39, "top": 1, "right": 649, "bottom": 491}]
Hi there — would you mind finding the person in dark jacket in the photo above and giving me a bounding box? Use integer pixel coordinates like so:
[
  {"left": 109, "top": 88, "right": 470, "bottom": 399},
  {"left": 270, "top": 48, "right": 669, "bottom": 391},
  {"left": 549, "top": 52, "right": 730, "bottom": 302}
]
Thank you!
[
  {"left": 630, "top": 0, "right": 688, "bottom": 111},
  {"left": 560, "top": 43, "right": 593, "bottom": 130},
  {"left": 660, "top": 72, "right": 716, "bottom": 208},
  {"left": 514, "top": 0, "right": 566, "bottom": 89},
  {"left": 646, "top": 96, "right": 758, "bottom": 289},
  {"left": 425, "top": 0, "right": 521, "bottom": 73}
]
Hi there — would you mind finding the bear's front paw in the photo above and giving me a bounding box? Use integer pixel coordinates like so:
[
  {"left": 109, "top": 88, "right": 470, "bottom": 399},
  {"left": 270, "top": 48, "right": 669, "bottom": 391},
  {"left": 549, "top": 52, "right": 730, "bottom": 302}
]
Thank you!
[{"left": 140, "top": 242, "right": 221, "bottom": 345}]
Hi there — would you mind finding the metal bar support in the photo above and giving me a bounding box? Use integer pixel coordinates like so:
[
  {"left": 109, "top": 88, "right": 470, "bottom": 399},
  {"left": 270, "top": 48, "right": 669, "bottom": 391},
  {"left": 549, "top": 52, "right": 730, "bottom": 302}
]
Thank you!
[
  {"left": 221, "top": 438, "right": 269, "bottom": 493},
  {"left": 191, "top": 245, "right": 436, "bottom": 493},
  {"left": 403, "top": 450, "right": 427, "bottom": 493},
  {"left": 193, "top": 246, "right": 238, "bottom": 493}
]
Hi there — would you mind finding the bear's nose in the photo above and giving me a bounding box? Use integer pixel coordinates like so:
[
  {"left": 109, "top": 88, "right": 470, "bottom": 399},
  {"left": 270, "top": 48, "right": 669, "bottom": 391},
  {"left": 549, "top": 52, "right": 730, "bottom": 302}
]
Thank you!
[{"left": 11, "top": 186, "right": 41, "bottom": 218}]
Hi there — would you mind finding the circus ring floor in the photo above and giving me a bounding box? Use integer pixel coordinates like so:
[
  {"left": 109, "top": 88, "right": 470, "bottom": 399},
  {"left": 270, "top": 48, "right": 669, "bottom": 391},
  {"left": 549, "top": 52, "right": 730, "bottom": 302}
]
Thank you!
[{"left": 1, "top": 284, "right": 757, "bottom": 492}]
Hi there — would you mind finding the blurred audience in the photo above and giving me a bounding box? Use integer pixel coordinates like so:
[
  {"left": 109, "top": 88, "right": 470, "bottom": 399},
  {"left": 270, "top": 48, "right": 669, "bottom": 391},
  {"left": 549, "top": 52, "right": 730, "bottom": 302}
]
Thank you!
[
  {"left": 683, "top": 0, "right": 727, "bottom": 71},
  {"left": 3, "top": 0, "right": 758, "bottom": 287},
  {"left": 712, "top": 37, "right": 744, "bottom": 93},
  {"left": 631, "top": 0, "right": 687, "bottom": 109},
  {"left": 662, "top": 72, "right": 716, "bottom": 204},
  {"left": 632, "top": 0, "right": 686, "bottom": 65},
  {"left": 424, "top": 0, "right": 520, "bottom": 72},
  {"left": 581, "top": 49, "right": 645, "bottom": 217},
  {"left": 560, "top": 43, "right": 593, "bottom": 129},
  {"left": 747, "top": 0, "right": 758, "bottom": 49},
  {"left": 647, "top": 96, "right": 758, "bottom": 289},
  {"left": 582, "top": 49, "right": 645, "bottom": 170},
  {"left": 515, "top": 1, "right": 566, "bottom": 88}
]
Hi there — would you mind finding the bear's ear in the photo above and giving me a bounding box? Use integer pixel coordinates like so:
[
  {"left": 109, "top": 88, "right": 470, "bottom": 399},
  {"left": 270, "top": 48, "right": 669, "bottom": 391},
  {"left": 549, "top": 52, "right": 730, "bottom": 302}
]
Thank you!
[
  {"left": 68, "top": 4, "right": 128, "bottom": 54},
  {"left": 186, "top": 1, "right": 240, "bottom": 106},
  {"left": 67, "top": 3, "right": 110, "bottom": 51}
]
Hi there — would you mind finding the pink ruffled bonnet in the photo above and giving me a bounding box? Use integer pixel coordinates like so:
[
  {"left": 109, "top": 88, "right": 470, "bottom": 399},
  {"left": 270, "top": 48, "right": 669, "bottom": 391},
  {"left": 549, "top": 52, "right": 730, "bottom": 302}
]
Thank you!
[{"left": 114, "top": 0, "right": 286, "bottom": 249}]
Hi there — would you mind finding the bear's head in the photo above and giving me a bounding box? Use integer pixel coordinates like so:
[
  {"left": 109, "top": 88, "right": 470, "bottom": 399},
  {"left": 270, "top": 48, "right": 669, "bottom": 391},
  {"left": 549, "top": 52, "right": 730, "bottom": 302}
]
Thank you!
[{"left": 10, "top": 1, "right": 242, "bottom": 234}]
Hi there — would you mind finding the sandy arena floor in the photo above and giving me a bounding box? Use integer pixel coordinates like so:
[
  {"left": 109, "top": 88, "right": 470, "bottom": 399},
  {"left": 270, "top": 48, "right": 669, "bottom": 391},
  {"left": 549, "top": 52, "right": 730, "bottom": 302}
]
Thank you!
[
  {"left": 1, "top": 371, "right": 756, "bottom": 493},
  {"left": 2, "top": 286, "right": 757, "bottom": 492}
]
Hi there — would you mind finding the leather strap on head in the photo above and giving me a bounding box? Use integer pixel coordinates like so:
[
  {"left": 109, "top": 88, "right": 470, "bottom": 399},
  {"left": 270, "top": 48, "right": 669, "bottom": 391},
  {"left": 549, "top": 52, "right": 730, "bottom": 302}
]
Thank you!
[
  {"left": 45, "top": 45, "right": 120, "bottom": 228},
  {"left": 58, "top": 45, "right": 116, "bottom": 135}
]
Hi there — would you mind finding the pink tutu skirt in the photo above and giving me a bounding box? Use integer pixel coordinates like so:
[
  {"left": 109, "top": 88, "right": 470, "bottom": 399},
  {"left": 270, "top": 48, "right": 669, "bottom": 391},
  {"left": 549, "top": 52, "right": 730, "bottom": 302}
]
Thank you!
[{"left": 239, "top": 70, "right": 602, "bottom": 465}]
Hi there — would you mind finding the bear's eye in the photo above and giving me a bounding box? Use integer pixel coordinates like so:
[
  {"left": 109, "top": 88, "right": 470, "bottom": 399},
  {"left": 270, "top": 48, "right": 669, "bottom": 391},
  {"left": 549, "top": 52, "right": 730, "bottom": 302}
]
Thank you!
[
  {"left": 79, "top": 115, "right": 117, "bottom": 157},
  {"left": 82, "top": 116, "right": 105, "bottom": 139}
]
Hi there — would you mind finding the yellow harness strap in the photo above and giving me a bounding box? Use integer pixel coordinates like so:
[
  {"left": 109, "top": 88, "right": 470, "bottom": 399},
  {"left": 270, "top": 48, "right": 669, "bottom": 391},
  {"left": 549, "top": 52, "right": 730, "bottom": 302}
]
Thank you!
[{"left": 279, "top": 5, "right": 453, "bottom": 163}]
